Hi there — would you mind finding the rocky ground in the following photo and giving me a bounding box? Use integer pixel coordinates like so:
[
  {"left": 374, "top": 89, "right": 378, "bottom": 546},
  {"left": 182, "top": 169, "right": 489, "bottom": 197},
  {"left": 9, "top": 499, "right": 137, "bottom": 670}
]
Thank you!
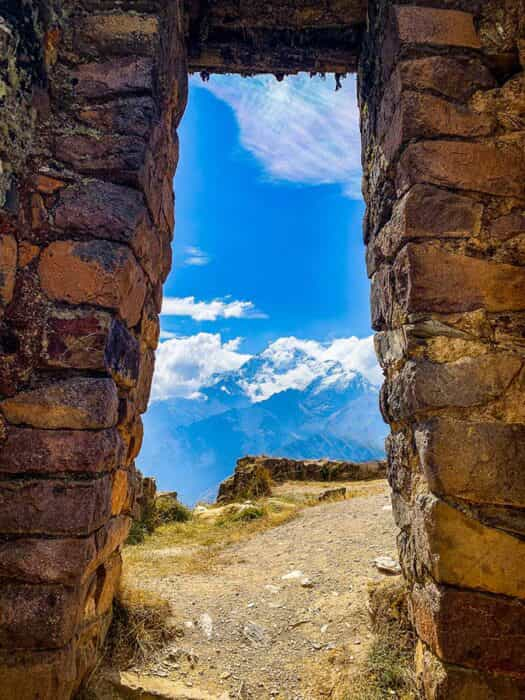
[{"left": 98, "top": 480, "right": 399, "bottom": 699}]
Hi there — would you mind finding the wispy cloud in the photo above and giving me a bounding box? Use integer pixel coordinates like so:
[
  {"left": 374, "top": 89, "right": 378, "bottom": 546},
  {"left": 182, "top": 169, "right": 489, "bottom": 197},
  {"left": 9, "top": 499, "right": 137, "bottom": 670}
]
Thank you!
[
  {"left": 151, "top": 333, "right": 251, "bottom": 400},
  {"left": 151, "top": 333, "right": 381, "bottom": 402},
  {"left": 184, "top": 246, "right": 210, "bottom": 266},
  {"left": 161, "top": 296, "right": 268, "bottom": 322},
  {"left": 195, "top": 73, "right": 362, "bottom": 198}
]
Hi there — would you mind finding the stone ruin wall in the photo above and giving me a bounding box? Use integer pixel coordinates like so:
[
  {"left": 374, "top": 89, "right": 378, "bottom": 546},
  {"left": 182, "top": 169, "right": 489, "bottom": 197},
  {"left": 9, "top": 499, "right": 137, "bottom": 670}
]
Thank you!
[
  {"left": 0, "top": 0, "right": 187, "bottom": 696},
  {"left": 217, "top": 456, "right": 387, "bottom": 503},
  {"left": 360, "top": 1, "right": 525, "bottom": 697},
  {"left": 0, "top": 1, "right": 524, "bottom": 698}
]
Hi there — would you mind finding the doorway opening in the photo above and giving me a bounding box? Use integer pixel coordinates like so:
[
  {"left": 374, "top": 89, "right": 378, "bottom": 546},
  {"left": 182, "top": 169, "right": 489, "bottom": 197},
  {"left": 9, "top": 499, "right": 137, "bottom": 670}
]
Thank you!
[
  {"left": 114, "top": 73, "right": 409, "bottom": 700},
  {"left": 140, "top": 73, "right": 386, "bottom": 504}
]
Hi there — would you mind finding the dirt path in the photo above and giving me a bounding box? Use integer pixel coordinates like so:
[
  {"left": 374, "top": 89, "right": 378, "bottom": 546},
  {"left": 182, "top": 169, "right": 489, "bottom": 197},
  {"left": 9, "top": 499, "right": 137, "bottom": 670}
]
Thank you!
[{"left": 115, "top": 481, "right": 398, "bottom": 699}]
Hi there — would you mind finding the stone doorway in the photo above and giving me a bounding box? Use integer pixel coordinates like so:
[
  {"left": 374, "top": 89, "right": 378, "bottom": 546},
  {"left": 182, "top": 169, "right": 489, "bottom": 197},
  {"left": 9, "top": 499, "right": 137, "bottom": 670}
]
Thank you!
[{"left": 0, "top": 2, "right": 524, "bottom": 698}]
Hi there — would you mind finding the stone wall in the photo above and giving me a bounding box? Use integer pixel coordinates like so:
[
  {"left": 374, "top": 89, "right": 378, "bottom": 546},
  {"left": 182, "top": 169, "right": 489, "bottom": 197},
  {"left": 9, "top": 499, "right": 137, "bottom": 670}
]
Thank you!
[
  {"left": 359, "top": 1, "right": 525, "bottom": 696},
  {"left": 1, "top": 0, "right": 524, "bottom": 697},
  {"left": 0, "top": 1, "right": 187, "bottom": 697},
  {"left": 217, "top": 455, "right": 387, "bottom": 502}
]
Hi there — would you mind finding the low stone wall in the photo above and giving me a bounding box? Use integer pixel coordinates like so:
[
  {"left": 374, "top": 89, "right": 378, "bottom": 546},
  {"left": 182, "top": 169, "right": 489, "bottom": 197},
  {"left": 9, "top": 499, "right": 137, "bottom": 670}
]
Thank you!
[{"left": 217, "top": 455, "right": 387, "bottom": 503}]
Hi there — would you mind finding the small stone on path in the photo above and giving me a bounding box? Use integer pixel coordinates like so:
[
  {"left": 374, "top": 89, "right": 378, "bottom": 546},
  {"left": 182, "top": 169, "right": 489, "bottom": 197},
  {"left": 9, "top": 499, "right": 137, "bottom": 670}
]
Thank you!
[
  {"left": 282, "top": 570, "right": 304, "bottom": 580},
  {"left": 373, "top": 556, "right": 401, "bottom": 575}
]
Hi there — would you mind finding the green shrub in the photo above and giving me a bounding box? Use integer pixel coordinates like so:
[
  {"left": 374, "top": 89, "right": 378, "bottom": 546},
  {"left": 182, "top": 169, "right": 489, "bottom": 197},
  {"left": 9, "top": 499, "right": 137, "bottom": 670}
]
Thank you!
[
  {"left": 126, "top": 519, "right": 149, "bottom": 546},
  {"left": 155, "top": 494, "right": 192, "bottom": 524},
  {"left": 230, "top": 505, "right": 265, "bottom": 522}
]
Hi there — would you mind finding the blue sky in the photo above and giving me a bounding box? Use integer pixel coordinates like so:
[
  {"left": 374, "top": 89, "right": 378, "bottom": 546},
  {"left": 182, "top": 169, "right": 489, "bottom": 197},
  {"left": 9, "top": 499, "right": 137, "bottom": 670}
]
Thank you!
[{"left": 150, "top": 74, "right": 378, "bottom": 403}]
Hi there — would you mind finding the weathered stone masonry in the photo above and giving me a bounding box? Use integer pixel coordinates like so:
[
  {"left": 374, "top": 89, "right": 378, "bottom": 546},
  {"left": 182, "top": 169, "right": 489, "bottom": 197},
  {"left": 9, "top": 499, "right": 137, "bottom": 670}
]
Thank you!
[
  {"left": 0, "top": 1, "right": 187, "bottom": 697},
  {"left": 0, "top": 1, "right": 524, "bottom": 698},
  {"left": 360, "top": 2, "right": 525, "bottom": 697}
]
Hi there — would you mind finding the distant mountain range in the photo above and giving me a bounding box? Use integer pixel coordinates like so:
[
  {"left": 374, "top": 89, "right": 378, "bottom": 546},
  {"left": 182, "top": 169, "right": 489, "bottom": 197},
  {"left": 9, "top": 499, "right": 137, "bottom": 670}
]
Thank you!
[{"left": 139, "top": 346, "right": 388, "bottom": 504}]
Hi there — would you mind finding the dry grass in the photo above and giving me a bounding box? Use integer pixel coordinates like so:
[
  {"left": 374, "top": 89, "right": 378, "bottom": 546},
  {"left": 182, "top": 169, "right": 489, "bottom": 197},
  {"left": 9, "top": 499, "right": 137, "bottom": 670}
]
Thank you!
[
  {"left": 122, "top": 498, "right": 298, "bottom": 582},
  {"left": 338, "top": 580, "right": 417, "bottom": 700},
  {"left": 104, "top": 589, "right": 176, "bottom": 668}
]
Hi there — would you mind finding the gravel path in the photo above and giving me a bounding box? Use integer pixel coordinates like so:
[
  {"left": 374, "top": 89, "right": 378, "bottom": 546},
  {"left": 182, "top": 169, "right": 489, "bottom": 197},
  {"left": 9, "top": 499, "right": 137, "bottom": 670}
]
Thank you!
[{"left": 123, "top": 481, "right": 398, "bottom": 699}]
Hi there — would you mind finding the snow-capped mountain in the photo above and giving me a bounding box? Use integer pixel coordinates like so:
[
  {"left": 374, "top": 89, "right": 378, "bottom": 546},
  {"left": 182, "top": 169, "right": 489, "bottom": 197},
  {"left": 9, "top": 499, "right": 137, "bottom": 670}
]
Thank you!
[{"left": 139, "top": 339, "right": 387, "bottom": 504}]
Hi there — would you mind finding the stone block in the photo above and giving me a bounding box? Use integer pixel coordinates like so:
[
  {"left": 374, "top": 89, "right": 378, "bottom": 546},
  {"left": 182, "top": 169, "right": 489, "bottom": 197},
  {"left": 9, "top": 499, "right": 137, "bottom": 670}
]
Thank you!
[
  {"left": 0, "top": 425, "right": 122, "bottom": 475},
  {"left": 83, "top": 553, "right": 122, "bottom": 621},
  {"left": 119, "top": 413, "right": 144, "bottom": 466},
  {"left": 411, "top": 582, "right": 525, "bottom": 674},
  {"left": 397, "top": 139, "right": 525, "bottom": 198},
  {"left": 0, "top": 536, "right": 96, "bottom": 585},
  {"left": 367, "top": 186, "right": 482, "bottom": 275},
  {"left": 391, "top": 6, "right": 480, "bottom": 49},
  {"left": 54, "top": 133, "right": 147, "bottom": 187},
  {"left": 370, "top": 264, "right": 393, "bottom": 329},
  {"left": 140, "top": 294, "right": 160, "bottom": 349},
  {"left": 0, "top": 475, "right": 112, "bottom": 536},
  {"left": 0, "top": 377, "right": 119, "bottom": 429},
  {"left": 488, "top": 209, "right": 525, "bottom": 242},
  {"left": 42, "top": 308, "right": 111, "bottom": 369},
  {"left": 53, "top": 180, "right": 162, "bottom": 284},
  {"left": 383, "top": 354, "right": 522, "bottom": 421},
  {"left": 74, "top": 13, "right": 159, "bottom": 56},
  {"left": 417, "top": 643, "right": 525, "bottom": 700},
  {"left": 71, "top": 57, "right": 154, "bottom": 100},
  {"left": 30, "top": 193, "right": 48, "bottom": 230},
  {"left": 135, "top": 348, "right": 155, "bottom": 413},
  {"left": 385, "top": 429, "right": 417, "bottom": 497},
  {"left": 394, "top": 56, "right": 495, "bottom": 102},
  {"left": 104, "top": 319, "right": 141, "bottom": 388},
  {"left": 140, "top": 128, "right": 178, "bottom": 235},
  {"left": 0, "top": 515, "right": 129, "bottom": 586},
  {"left": 0, "top": 581, "right": 80, "bottom": 649},
  {"left": 39, "top": 240, "right": 147, "bottom": 327},
  {"left": 394, "top": 243, "right": 525, "bottom": 314},
  {"left": 0, "top": 233, "right": 17, "bottom": 308},
  {"left": 33, "top": 174, "right": 65, "bottom": 194},
  {"left": 17, "top": 241, "right": 40, "bottom": 267},
  {"left": 416, "top": 418, "right": 525, "bottom": 507},
  {"left": 413, "top": 494, "right": 525, "bottom": 599},
  {"left": 54, "top": 179, "right": 144, "bottom": 239},
  {"left": 472, "top": 73, "right": 525, "bottom": 134},
  {"left": 0, "top": 645, "right": 79, "bottom": 700},
  {"left": 111, "top": 469, "right": 134, "bottom": 516},
  {"left": 380, "top": 91, "right": 493, "bottom": 161},
  {"left": 79, "top": 95, "right": 158, "bottom": 138},
  {"left": 93, "top": 515, "right": 131, "bottom": 576}
]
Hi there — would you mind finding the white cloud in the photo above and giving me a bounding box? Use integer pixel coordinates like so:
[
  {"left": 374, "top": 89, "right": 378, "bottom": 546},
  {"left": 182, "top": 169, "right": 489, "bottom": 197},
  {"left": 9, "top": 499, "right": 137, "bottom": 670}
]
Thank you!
[
  {"left": 184, "top": 246, "right": 210, "bottom": 266},
  {"left": 243, "top": 336, "right": 382, "bottom": 402},
  {"left": 151, "top": 333, "right": 251, "bottom": 401},
  {"left": 194, "top": 73, "right": 362, "bottom": 198},
  {"left": 151, "top": 332, "right": 381, "bottom": 403},
  {"left": 161, "top": 296, "right": 268, "bottom": 322}
]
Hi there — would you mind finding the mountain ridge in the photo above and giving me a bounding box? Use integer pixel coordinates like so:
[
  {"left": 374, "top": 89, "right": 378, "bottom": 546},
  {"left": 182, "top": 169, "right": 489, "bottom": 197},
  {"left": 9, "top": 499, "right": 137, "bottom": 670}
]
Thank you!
[{"left": 139, "top": 345, "right": 387, "bottom": 503}]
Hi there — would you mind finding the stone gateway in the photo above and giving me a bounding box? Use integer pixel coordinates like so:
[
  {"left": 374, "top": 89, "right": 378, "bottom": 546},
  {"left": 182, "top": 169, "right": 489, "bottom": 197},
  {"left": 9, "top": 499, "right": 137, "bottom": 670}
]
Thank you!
[{"left": 0, "top": 1, "right": 524, "bottom": 697}]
